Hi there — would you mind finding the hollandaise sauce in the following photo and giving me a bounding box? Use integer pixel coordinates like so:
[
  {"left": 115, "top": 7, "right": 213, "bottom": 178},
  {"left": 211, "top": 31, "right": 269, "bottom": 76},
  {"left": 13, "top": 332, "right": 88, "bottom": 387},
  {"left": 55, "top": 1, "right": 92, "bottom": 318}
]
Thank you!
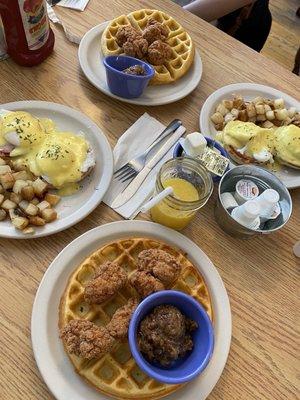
[
  {"left": 0, "top": 111, "right": 93, "bottom": 194},
  {"left": 150, "top": 178, "right": 200, "bottom": 231}
]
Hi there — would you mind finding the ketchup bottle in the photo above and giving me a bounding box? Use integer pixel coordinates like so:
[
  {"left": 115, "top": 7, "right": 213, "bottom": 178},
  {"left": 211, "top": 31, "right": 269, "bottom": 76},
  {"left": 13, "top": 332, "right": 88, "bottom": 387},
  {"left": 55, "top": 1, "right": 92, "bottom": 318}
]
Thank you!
[{"left": 0, "top": 0, "right": 54, "bottom": 66}]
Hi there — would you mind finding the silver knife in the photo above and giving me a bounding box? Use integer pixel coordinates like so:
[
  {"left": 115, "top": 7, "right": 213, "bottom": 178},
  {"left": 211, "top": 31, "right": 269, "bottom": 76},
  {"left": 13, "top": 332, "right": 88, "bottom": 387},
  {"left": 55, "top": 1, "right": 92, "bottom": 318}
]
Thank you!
[{"left": 111, "top": 126, "right": 185, "bottom": 209}]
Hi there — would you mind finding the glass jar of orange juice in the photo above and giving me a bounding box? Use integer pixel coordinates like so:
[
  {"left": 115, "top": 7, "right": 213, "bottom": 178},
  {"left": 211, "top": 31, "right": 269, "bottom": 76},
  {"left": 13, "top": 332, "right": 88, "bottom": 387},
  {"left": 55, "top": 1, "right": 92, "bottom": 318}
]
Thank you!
[{"left": 150, "top": 157, "right": 213, "bottom": 230}]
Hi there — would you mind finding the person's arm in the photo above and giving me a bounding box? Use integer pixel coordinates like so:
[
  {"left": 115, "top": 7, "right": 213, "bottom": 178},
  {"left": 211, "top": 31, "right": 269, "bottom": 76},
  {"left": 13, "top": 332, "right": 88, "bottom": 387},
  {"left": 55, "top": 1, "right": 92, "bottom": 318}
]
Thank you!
[{"left": 184, "top": 0, "right": 254, "bottom": 22}]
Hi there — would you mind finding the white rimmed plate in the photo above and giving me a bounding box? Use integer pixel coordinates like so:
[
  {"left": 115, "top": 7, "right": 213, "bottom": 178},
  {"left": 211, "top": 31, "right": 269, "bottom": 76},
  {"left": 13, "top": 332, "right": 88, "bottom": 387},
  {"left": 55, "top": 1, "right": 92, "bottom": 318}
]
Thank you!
[
  {"left": 0, "top": 101, "right": 113, "bottom": 238},
  {"left": 199, "top": 83, "right": 300, "bottom": 189},
  {"left": 31, "top": 220, "right": 231, "bottom": 400},
  {"left": 78, "top": 22, "right": 202, "bottom": 106}
]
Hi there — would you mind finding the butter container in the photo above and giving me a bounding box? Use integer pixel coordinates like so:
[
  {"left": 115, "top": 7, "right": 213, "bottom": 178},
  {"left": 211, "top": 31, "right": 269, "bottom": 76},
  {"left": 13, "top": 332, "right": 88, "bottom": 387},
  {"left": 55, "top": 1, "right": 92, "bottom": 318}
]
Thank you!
[{"left": 214, "top": 165, "right": 292, "bottom": 238}]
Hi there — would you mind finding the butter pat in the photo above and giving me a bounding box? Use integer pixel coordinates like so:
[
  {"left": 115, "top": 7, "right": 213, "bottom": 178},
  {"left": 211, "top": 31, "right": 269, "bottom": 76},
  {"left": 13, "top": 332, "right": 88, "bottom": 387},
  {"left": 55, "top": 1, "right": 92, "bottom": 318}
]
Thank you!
[{"left": 182, "top": 132, "right": 207, "bottom": 157}]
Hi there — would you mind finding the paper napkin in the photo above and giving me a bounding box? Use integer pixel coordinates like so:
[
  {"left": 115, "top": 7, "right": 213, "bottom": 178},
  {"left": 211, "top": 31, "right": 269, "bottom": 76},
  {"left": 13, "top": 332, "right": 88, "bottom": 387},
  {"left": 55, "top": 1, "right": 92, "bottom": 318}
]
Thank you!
[
  {"left": 103, "top": 113, "right": 186, "bottom": 219},
  {"left": 56, "top": 0, "right": 90, "bottom": 12}
]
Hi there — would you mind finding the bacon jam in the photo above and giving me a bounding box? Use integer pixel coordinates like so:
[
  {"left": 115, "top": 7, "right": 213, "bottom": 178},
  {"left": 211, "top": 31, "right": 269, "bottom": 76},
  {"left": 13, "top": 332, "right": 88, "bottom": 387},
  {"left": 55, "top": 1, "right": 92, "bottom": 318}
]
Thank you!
[
  {"left": 137, "top": 304, "right": 198, "bottom": 366},
  {"left": 122, "top": 65, "right": 147, "bottom": 75}
]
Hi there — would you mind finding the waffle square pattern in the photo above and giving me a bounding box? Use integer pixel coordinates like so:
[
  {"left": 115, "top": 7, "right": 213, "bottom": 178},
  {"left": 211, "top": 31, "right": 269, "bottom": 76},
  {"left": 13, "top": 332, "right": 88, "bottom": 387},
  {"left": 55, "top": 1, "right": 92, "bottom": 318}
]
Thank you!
[
  {"left": 100, "top": 9, "right": 195, "bottom": 85},
  {"left": 59, "top": 237, "right": 212, "bottom": 399}
]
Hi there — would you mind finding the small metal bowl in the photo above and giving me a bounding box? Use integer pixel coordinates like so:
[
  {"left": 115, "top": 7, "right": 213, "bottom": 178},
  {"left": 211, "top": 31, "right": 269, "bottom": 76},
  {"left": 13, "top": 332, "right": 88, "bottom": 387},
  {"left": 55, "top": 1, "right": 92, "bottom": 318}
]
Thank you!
[{"left": 214, "top": 165, "right": 292, "bottom": 238}]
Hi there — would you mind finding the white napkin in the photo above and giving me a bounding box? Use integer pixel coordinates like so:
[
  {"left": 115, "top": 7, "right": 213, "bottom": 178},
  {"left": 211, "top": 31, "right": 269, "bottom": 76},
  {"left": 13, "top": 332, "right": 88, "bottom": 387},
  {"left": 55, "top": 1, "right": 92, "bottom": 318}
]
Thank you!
[
  {"left": 57, "top": 0, "right": 90, "bottom": 12},
  {"left": 103, "top": 113, "right": 186, "bottom": 219}
]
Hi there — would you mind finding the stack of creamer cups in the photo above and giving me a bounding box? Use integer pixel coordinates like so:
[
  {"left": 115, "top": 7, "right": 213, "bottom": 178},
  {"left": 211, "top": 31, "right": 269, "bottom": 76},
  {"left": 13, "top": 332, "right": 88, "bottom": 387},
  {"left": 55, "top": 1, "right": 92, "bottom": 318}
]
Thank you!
[{"left": 220, "top": 179, "right": 281, "bottom": 230}]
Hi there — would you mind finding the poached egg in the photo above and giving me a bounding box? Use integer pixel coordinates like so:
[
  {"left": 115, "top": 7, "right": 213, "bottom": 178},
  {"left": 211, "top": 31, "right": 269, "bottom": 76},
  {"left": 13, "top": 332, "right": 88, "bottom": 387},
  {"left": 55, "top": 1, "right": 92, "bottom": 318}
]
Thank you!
[{"left": 0, "top": 110, "right": 95, "bottom": 191}]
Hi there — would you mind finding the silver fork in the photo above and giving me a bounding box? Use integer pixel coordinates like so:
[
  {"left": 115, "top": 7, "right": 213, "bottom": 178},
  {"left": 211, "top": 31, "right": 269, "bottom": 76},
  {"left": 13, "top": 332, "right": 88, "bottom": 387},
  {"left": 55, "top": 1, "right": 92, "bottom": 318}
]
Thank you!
[{"left": 114, "top": 119, "right": 182, "bottom": 182}]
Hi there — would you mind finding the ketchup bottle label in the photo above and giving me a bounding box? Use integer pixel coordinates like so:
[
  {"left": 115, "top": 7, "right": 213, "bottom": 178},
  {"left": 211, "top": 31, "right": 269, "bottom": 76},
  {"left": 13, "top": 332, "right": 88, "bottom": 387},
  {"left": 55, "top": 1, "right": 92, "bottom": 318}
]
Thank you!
[{"left": 18, "top": 0, "right": 50, "bottom": 50}]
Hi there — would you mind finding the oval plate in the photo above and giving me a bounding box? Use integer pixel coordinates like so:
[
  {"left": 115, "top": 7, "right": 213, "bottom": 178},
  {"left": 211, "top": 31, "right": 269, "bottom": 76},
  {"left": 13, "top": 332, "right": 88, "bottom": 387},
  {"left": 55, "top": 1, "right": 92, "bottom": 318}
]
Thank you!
[
  {"left": 199, "top": 83, "right": 300, "bottom": 189},
  {"left": 31, "top": 220, "right": 231, "bottom": 400},
  {"left": 0, "top": 101, "right": 113, "bottom": 238},
  {"left": 78, "top": 22, "right": 203, "bottom": 106}
]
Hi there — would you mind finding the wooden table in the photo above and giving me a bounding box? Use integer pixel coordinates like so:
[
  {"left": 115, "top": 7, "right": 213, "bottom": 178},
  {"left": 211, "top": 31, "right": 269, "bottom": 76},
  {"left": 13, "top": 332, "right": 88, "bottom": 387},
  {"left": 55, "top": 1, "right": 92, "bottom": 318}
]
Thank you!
[{"left": 0, "top": 1, "right": 299, "bottom": 399}]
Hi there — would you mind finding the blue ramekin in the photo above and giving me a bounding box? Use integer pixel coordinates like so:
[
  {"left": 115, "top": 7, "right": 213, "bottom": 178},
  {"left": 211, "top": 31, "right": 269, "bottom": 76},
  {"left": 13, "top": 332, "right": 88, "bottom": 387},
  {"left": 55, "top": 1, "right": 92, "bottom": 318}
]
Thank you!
[
  {"left": 173, "top": 136, "right": 229, "bottom": 182},
  {"left": 103, "top": 55, "right": 155, "bottom": 99},
  {"left": 128, "top": 290, "right": 214, "bottom": 384}
]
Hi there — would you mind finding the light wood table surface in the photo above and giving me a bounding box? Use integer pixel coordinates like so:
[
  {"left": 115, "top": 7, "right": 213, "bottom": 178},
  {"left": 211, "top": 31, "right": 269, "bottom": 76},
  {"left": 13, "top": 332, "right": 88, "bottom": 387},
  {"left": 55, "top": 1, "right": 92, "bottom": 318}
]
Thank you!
[{"left": 0, "top": 1, "right": 299, "bottom": 399}]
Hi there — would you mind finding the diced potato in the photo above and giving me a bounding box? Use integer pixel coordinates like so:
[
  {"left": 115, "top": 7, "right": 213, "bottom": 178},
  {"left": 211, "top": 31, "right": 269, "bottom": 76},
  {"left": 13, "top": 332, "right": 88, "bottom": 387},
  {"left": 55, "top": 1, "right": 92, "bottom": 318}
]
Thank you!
[
  {"left": 8, "top": 209, "right": 17, "bottom": 220},
  {"left": 273, "top": 119, "right": 282, "bottom": 127},
  {"left": 283, "top": 117, "right": 292, "bottom": 126},
  {"left": 211, "top": 112, "right": 224, "bottom": 125},
  {"left": 25, "top": 203, "right": 38, "bottom": 216},
  {"left": 12, "top": 164, "right": 27, "bottom": 172},
  {"left": 253, "top": 96, "right": 264, "bottom": 104},
  {"left": 222, "top": 100, "right": 233, "bottom": 110},
  {"left": 10, "top": 192, "right": 22, "bottom": 204},
  {"left": 216, "top": 103, "right": 228, "bottom": 116},
  {"left": 266, "top": 110, "right": 275, "bottom": 121},
  {"left": 22, "top": 227, "right": 35, "bottom": 234},
  {"left": 274, "top": 98, "right": 285, "bottom": 109},
  {"left": 288, "top": 107, "right": 296, "bottom": 118},
  {"left": 40, "top": 208, "right": 57, "bottom": 223},
  {"left": 13, "top": 180, "right": 28, "bottom": 194},
  {"left": 21, "top": 185, "right": 35, "bottom": 201},
  {"left": 33, "top": 178, "right": 48, "bottom": 197},
  {"left": 215, "top": 123, "right": 224, "bottom": 131},
  {"left": 261, "top": 120, "right": 274, "bottom": 128},
  {"left": 12, "top": 170, "right": 30, "bottom": 181},
  {"left": 0, "top": 173, "right": 14, "bottom": 190},
  {"left": 238, "top": 109, "right": 248, "bottom": 122},
  {"left": 224, "top": 113, "right": 235, "bottom": 123},
  {"left": 264, "top": 104, "right": 271, "bottom": 112},
  {"left": 31, "top": 197, "right": 39, "bottom": 206},
  {"left": 0, "top": 184, "right": 3, "bottom": 194},
  {"left": 248, "top": 116, "right": 257, "bottom": 123},
  {"left": 45, "top": 193, "right": 61, "bottom": 206},
  {"left": 231, "top": 108, "right": 239, "bottom": 118},
  {"left": 274, "top": 108, "right": 288, "bottom": 121},
  {"left": 0, "top": 165, "right": 11, "bottom": 175},
  {"left": 246, "top": 103, "right": 256, "bottom": 118},
  {"left": 0, "top": 194, "right": 4, "bottom": 205},
  {"left": 1, "top": 199, "right": 17, "bottom": 211},
  {"left": 37, "top": 200, "right": 50, "bottom": 212},
  {"left": 0, "top": 209, "right": 6, "bottom": 221},
  {"left": 256, "top": 114, "right": 267, "bottom": 122},
  {"left": 0, "top": 158, "right": 6, "bottom": 166},
  {"left": 29, "top": 216, "right": 45, "bottom": 226},
  {"left": 19, "top": 200, "right": 29, "bottom": 211},
  {"left": 12, "top": 216, "right": 29, "bottom": 230},
  {"left": 255, "top": 104, "right": 265, "bottom": 115},
  {"left": 232, "top": 96, "right": 244, "bottom": 108}
]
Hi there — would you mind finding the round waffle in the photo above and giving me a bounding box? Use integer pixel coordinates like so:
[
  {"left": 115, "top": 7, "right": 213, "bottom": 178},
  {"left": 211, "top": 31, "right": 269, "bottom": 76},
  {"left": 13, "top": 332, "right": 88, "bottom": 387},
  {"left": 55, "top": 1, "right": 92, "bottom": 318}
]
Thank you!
[
  {"left": 101, "top": 9, "right": 195, "bottom": 85},
  {"left": 59, "top": 237, "right": 212, "bottom": 400}
]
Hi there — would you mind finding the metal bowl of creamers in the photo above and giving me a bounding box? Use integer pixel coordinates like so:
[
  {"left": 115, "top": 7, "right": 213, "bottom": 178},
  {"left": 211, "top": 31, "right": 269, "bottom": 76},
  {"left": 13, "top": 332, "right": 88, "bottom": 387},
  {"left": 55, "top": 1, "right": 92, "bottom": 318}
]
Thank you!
[{"left": 215, "top": 165, "right": 292, "bottom": 238}]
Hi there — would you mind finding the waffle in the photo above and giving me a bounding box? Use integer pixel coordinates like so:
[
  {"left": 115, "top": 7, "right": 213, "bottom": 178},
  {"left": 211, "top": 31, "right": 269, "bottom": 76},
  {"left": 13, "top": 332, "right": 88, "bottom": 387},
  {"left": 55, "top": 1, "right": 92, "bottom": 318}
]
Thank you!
[
  {"left": 59, "top": 237, "right": 212, "bottom": 400},
  {"left": 101, "top": 9, "right": 195, "bottom": 85}
]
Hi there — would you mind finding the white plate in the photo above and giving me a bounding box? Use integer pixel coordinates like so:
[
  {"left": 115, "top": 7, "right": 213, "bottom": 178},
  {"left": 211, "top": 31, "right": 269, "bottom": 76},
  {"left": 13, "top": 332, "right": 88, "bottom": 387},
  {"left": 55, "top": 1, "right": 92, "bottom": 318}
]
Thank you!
[
  {"left": 0, "top": 101, "right": 113, "bottom": 238},
  {"left": 199, "top": 83, "right": 300, "bottom": 189},
  {"left": 31, "top": 220, "right": 231, "bottom": 400},
  {"left": 78, "top": 22, "right": 203, "bottom": 106}
]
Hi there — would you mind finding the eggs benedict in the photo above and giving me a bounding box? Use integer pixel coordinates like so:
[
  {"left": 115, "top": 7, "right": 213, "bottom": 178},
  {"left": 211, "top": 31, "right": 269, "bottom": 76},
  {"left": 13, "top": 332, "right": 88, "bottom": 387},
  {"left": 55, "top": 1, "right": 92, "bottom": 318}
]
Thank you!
[
  {"left": 0, "top": 110, "right": 95, "bottom": 191},
  {"left": 274, "top": 125, "right": 300, "bottom": 169}
]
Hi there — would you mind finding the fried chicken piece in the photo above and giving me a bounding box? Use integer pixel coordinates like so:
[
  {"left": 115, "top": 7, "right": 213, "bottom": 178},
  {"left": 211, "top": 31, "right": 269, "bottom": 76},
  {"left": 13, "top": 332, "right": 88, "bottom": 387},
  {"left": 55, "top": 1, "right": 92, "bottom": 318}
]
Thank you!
[
  {"left": 130, "top": 270, "right": 164, "bottom": 298},
  {"left": 107, "top": 298, "right": 139, "bottom": 340},
  {"left": 116, "top": 26, "right": 148, "bottom": 59},
  {"left": 60, "top": 319, "right": 114, "bottom": 359},
  {"left": 142, "top": 18, "right": 168, "bottom": 45},
  {"left": 84, "top": 261, "right": 127, "bottom": 304},
  {"left": 123, "top": 37, "right": 148, "bottom": 59},
  {"left": 138, "top": 249, "right": 181, "bottom": 286},
  {"left": 147, "top": 40, "right": 172, "bottom": 65},
  {"left": 116, "top": 26, "right": 140, "bottom": 47}
]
